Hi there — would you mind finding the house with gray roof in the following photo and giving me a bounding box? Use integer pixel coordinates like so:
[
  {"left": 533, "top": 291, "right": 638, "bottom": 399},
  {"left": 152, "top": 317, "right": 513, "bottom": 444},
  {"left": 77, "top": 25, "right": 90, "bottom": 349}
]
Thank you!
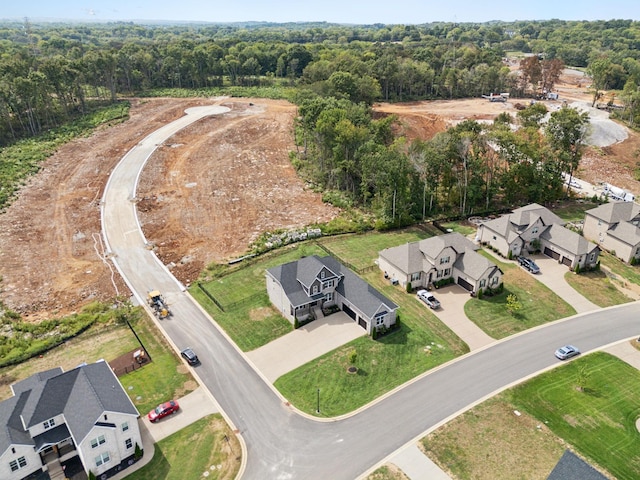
[
  {"left": 0, "top": 360, "right": 142, "bottom": 480},
  {"left": 266, "top": 255, "right": 398, "bottom": 334},
  {"left": 478, "top": 203, "right": 600, "bottom": 270},
  {"left": 583, "top": 201, "right": 640, "bottom": 263},
  {"left": 377, "top": 232, "right": 503, "bottom": 294}
]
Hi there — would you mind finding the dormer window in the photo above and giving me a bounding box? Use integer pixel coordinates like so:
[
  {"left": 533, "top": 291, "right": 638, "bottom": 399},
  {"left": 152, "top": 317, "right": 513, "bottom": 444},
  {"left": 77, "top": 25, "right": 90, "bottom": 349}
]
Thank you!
[
  {"left": 440, "top": 256, "right": 450, "bottom": 264},
  {"left": 43, "top": 418, "right": 55, "bottom": 430},
  {"left": 320, "top": 271, "right": 326, "bottom": 279}
]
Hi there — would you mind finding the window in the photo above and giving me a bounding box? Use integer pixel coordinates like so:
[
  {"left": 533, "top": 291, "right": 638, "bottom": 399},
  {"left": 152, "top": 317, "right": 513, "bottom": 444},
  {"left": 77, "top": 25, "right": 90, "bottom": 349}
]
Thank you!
[
  {"left": 480, "top": 279, "right": 486, "bottom": 288},
  {"left": 492, "top": 235, "right": 497, "bottom": 240},
  {"left": 312, "top": 285, "right": 318, "bottom": 294},
  {"left": 121, "top": 422, "right": 129, "bottom": 432},
  {"left": 322, "top": 279, "right": 334, "bottom": 289},
  {"left": 439, "top": 256, "right": 450, "bottom": 264},
  {"left": 491, "top": 276, "right": 499, "bottom": 285},
  {"left": 444, "top": 268, "right": 451, "bottom": 276},
  {"left": 95, "top": 452, "right": 110, "bottom": 467},
  {"left": 9, "top": 457, "right": 27, "bottom": 472},
  {"left": 43, "top": 418, "right": 55, "bottom": 429},
  {"left": 125, "top": 438, "right": 133, "bottom": 449},
  {"left": 91, "top": 435, "right": 106, "bottom": 449},
  {"left": 375, "top": 316, "right": 385, "bottom": 326},
  {"left": 320, "top": 271, "right": 325, "bottom": 279},
  {"left": 325, "top": 292, "right": 333, "bottom": 302},
  {"left": 436, "top": 270, "right": 443, "bottom": 278},
  {"left": 410, "top": 272, "right": 421, "bottom": 281},
  {"left": 531, "top": 227, "right": 538, "bottom": 234}
]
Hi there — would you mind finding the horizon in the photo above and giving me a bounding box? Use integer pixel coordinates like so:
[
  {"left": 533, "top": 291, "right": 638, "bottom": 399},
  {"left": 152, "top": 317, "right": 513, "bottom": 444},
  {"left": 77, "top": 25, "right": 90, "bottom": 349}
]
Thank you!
[{"left": 5, "top": 0, "right": 640, "bottom": 26}]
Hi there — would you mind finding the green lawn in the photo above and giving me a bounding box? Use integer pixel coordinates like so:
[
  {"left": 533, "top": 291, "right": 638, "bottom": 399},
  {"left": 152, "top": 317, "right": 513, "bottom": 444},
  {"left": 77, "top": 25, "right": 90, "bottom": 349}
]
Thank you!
[
  {"left": 125, "top": 414, "right": 241, "bottom": 480},
  {"left": 510, "top": 352, "right": 640, "bottom": 480},
  {"left": 552, "top": 198, "right": 600, "bottom": 222},
  {"left": 564, "top": 269, "right": 633, "bottom": 307},
  {"left": 319, "top": 227, "right": 433, "bottom": 270},
  {"left": 439, "top": 221, "right": 476, "bottom": 236},
  {"left": 119, "top": 315, "right": 196, "bottom": 415},
  {"left": 465, "top": 260, "right": 576, "bottom": 339},
  {"left": 275, "top": 267, "right": 468, "bottom": 416},
  {"left": 600, "top": 251, "right": 640, "bottom": 287}
]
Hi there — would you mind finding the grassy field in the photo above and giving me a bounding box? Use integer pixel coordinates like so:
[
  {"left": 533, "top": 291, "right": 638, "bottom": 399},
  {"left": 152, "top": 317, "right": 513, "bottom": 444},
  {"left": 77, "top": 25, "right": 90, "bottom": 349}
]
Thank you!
[
  {"left": 600, "top": 251, "right": 640, "bottom": 287},
  {"left": 422, "top": 396, "right": 567, "bottom": 480},
  {"left": 423, "top": 352, "right": 640, "bottom": 480},
  {"left": 564, "top": 269, "right": 633, "bottom": 307},
  {"left": 510, "top": 352, "right": 640, "bottom": 480},
  {"left": 465, "top": 256, "right": 576, "bottom": 339},
  {"left": 552, "top": 198, "right": 600, "bottom": 222},
  {"left": 125, "top": 414, "right": 241, "bottom": 480}
]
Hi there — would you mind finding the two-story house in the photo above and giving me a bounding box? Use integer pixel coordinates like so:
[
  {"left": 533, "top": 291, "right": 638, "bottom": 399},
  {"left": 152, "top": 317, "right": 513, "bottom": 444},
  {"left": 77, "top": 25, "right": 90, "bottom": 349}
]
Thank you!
[
  {"left": 377, "top": 232, "right": 503, "bottom": 294},
  {"left": 266, "top": 255, "right": 398, "bottom": 334},
  {"left": 0, "top": 360, "right": 142, "bottom": 480},
  {"left": 478, "top": 203, "right": 600, "bottom": 270},
  {"left": 583, "top": 201, "right": 640, "bottom": 263}
]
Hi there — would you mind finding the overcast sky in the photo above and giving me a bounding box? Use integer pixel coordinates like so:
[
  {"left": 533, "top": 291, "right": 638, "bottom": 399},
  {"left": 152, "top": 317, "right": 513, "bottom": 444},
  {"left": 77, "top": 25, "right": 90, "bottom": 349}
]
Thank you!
[{"left": 4, "top": 0, "right": 640, "bottom": 24}]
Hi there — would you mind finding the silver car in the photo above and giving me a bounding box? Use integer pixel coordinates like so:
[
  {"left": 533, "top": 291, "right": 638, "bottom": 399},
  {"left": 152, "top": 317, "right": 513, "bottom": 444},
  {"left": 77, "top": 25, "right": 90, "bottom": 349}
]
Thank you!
[{"left": 555, "top": 345, "right": 580, "bottom": 360}]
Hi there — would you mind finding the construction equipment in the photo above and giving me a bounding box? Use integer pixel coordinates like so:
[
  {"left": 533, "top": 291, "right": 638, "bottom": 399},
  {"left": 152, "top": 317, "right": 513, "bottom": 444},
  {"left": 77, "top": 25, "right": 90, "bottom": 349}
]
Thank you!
[{"left": 147, "top": 290, "right": 172, "bottom": 318}]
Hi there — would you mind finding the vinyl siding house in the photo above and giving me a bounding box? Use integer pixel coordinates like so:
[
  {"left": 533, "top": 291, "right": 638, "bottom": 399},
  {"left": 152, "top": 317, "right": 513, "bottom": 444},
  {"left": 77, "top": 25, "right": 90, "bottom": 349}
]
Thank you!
[
  {"left": 377, "top": 232, "right": 503, "bottom": 294},
  {"left": 266, "top": 255, "right": 399, "bottom": 334},
  {"left": 478, "top": 203, "right": 600, "bottom": 270},
  {"left": 0, "top": 361, "right": 142, "bottom": 480},
  {"left": 583, "top": 201, "right": 640, "bottom": 263}
]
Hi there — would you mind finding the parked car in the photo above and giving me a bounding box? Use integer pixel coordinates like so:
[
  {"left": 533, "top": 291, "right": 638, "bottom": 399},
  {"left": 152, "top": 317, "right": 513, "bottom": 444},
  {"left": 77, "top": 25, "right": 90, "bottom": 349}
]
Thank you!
[
  {"left": 180, "top": 347, "right": 199, "bottom": 365},
  {"left": 148, "top": 400, "right": 180, "bottom": 422},
  {"left": 517, "top": 256, "right": 540, "bottom": 274},
  {"left": 416, "top": 289, "right": 441, "bottom": 309},
  {"left": 555, "top": 345, "right": 580, "bottom": 360}
]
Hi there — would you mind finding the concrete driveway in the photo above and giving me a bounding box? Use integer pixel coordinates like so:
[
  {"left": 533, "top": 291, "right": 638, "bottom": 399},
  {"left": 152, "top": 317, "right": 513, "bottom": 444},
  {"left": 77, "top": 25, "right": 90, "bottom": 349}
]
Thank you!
[
  {"left": 524, "top": 255, "right": 599, "bottom": 313},
  {"left": 246, "top": 312, "right": 366, "bottom": 382},
  {"left": 424, "top": 285, "right": 494, "bottom": 351}
]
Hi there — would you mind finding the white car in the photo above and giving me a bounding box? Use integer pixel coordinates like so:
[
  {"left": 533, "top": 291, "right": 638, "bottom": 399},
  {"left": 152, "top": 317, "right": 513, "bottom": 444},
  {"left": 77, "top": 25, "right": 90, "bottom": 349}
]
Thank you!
[{"left": 417, "top": 289, "right": 441, "bottom": 309}]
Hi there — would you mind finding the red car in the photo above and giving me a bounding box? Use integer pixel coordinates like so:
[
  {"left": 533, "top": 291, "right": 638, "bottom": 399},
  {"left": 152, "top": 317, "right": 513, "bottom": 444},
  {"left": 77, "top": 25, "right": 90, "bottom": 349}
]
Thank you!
[{"left": 148, "top": 400, "right": 179, "bottom": 422}]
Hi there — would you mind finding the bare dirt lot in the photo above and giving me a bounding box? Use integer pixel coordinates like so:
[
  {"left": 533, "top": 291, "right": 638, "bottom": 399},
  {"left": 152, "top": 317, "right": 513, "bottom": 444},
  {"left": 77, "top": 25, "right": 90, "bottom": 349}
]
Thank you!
[{"left": 1, "top": 69, "right": 638, "bottom": 320}]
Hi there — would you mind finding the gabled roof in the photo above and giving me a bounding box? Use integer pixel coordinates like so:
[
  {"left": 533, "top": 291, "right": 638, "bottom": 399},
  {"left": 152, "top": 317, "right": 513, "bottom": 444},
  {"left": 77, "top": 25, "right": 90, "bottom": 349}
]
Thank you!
[
  {"left": 0, "top": 361, "right": 139, "bottom": 454},
  {"left": 453, "top": 251, "right": 502, "bottom": 281},
  {"left": 585, "top": 201, "right": 640, "bottom": 224},
  {"left": 417, "top": 232, "right": 480, "bottom": 261},
  {"left": 267, "top": 255, "right": 398, "bottom": 318},
  {"left": 539, "top": 224, "right": 600, "bottom": 256},
  {"left": 607, "top": 221, "right": 640, "bottom": 246},
  {"left": 510, "top": 203, "right": 566, "bottom": 227}
]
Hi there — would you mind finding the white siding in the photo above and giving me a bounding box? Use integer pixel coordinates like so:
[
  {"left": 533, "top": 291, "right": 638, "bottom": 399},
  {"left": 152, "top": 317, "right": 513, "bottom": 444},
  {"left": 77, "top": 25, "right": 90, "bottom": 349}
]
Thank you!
[{"left": 0, "top": 444, "right": 41, "bottom": 479}]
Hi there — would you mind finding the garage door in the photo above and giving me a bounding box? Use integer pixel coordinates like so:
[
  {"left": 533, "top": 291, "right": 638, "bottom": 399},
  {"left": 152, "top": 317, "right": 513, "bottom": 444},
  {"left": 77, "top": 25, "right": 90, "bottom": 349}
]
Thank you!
[
  {"left": 544, "top": 247, "right": 560, "bottom": 260},
  {"left": 358, "top": 317, "right": 367, "bottom": 330},
  {"left": 457, "top": 276, "right": 473, "bottom": 291},
  {"left": 561, "top": 256, "right": 572, "bottom": 267},
  {"left": 343, "top": 304, "right": 357, "bottom": 321}
]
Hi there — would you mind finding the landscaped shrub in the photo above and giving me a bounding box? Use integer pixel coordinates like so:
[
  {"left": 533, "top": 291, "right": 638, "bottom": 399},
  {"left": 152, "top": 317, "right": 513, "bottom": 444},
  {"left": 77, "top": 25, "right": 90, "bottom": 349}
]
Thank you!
[
  {"left": 477, "top": 289, "right": 484, "bottom": 299},
  {"left": 406, "top": 281, "right": 412, "bottom": 293}
]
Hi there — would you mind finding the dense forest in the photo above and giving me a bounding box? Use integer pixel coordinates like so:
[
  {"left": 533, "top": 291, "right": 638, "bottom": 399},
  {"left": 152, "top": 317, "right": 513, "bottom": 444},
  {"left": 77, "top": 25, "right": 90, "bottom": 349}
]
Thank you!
[{"left": 0, "top": 19, "right": 639, "bottom": 222}]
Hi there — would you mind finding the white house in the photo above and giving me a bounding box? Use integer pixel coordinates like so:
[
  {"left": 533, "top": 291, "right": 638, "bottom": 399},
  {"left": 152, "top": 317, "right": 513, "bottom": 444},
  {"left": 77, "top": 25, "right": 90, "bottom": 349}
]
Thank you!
[
  {"left": 583, "top": 201, "right": 640, "bottom": 263},
  {"left": 378, "top": 232, "right": 503, "bottom": 294},
  {"left": 478, "top": 203, "right": 600, "bottom": 270},
  {"left": 266, "top": 255, "right": 398, "bottom": 334},
  {"left": 0, "top": 360, "right": 142, "bottom": 480}
]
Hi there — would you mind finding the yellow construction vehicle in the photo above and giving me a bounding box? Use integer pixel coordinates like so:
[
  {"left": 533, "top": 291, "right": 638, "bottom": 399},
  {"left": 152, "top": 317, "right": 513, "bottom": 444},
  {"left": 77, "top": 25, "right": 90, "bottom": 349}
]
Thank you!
[{"left": 147, "top": 290, "right": 172, "bottom": 319}]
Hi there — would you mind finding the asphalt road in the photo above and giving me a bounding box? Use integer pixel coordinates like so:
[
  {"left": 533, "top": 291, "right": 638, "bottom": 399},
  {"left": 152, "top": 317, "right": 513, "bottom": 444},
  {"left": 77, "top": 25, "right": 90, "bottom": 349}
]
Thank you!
[{"left": 101, "top": 106, "right": 640, "bottom": 480}]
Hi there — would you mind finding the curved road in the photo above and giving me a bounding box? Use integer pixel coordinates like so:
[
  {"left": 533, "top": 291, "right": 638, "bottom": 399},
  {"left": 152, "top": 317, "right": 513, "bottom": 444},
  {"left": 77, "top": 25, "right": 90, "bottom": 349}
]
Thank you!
[{"left": 101, "top": 105, "right": 640, "bottom": 480}]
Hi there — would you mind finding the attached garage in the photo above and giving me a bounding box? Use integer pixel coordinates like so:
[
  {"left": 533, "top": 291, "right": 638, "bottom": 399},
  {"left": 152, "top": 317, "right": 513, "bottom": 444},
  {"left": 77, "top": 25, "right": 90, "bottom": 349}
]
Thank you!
[
  {"left": 343, "top": 304, "right": 357, "bottom": 321},
  {"left": 544, "top": 247, "right": 561, "bottom": 260},
  {"left": 457, "top": 276, "right": 474, "bottom": 291},
  {"left": 358, "top": 317, "right": 367, "bottom": 330},
  {"left": 561, "top": 256, "right": 572, "bottom": 267}
]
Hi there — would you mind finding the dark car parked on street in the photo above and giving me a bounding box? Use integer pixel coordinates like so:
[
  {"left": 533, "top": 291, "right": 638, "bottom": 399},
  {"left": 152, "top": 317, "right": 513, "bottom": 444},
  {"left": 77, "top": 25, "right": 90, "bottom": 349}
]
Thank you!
[{"left": 180, "top": 347, "right": 199, "bottom": 366}]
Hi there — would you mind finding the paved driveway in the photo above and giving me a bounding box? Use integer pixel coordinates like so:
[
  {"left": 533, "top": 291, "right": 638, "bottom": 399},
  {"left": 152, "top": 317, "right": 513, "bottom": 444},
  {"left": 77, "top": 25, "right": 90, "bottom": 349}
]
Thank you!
[{"left": 247, "top": 312, "right": 366, "bottom": 382}]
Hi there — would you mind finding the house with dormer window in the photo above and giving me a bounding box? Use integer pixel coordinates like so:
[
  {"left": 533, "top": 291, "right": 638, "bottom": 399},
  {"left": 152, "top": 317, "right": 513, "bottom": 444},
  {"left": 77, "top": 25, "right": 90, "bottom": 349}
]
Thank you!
[
  {"left": 0, "top": 360, "right": 142, "bottom": 480},
  {"left": 378, "top": 232, "right": 503, "bottom": 294},
  {"left": 266, "top": 255, "right": 398, "bottom": 334},
  {"left": 477, "top": 203, "right": 600, "bottom": 270}
]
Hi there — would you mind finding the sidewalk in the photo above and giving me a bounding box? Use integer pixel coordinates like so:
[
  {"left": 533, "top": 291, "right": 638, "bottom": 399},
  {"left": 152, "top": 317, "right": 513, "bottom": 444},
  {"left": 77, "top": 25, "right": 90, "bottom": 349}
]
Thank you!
[
  {"left": 109, "top": 387, "right": 218, "bottom": 480},
  {"left": 390, "top": 444, "right": 451, "bottom": 480}
]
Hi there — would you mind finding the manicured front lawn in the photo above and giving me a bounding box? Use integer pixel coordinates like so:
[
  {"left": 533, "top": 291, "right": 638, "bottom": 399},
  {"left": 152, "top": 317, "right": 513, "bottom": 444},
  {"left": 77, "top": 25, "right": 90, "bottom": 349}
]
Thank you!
[
  {"left": 119, "top": 315, "right": 196, "bottom": 415},
  {"left": 599, "top": 251, "right": 640, "bottom": 287},
  {"left": 125, "top": 414, "right": 240, "bottom": 480},
  {"left": 510, "top": 352, "right": 640, "bottom": 480},
  {"left": 564, "top": 269, "right": 633, "bottom": 307},
  {"left": 465, "top": 263, "right": 576, "bottom": 339}
]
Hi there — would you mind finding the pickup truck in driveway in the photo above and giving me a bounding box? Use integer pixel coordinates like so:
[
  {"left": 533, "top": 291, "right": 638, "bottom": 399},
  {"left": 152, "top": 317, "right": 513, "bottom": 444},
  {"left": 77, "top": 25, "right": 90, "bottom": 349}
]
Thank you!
[{"left": 417, "top": 289, "right": 441, "bottom": 309}]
